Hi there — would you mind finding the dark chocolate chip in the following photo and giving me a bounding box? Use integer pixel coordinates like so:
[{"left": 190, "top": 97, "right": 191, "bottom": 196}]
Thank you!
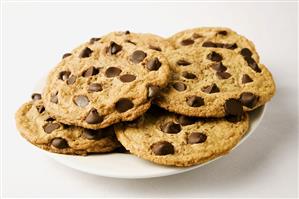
[
  {"left": 46, "top": 117, "right": 55, "bottom": 122},
  {"left": 108, "top": 41, "right": 122, "bottom": 55},
  {"left": 50, "top": 92, "right": 58, "bottom": 104},
  {"left": 182, "top": 71, "right": 197, "bottom": 79},
  {"left": 131, "top": 50, "right": 147, "bottom": 63},
  {"left": 176, "top": 60, "right": 191, "bottom": 66},
  {"left": 188, "top": 132, "right": 207, "bottom": 144},
  {"left": 120, "top": 74, "right": 136, "bottom": 82},
  {"left": 151, "top": 141, "right": 174, "bottom": 155},
  {"left": 82, "top": 66, "right": 99, "bottom": 77},
  {"left": 224, "top": 99, "right": 243, "bottom": 117},
  {"left": 192, "top": 33, "right": 202, "bottom": 39},
  {"left": 31, "top": 93, "right": 41, "bottom": 101},
  {"left": 88, "top": 83, "right": 103, "bottom": 92},
  {"left": 73, "top": 95, "right": 89, "bottom": 107},
  {"left": 225, "top": 115, "right": 242, "bottom": 123},
  {"left": 62, "top": 53, "right": 72, "bottom": 59},
  {"left": 223, "top": 43, "right": 238, "bottom": 50},
  {"left": 201, "top": 83, "right": 220, "bottom": 94},
  {"left": 146, "top": 58, "right": 161, "bottom": 71},
  {"left": 176, "top": 115, "right": 197, "bottom": 126},
  {"left": 89, "top": 37, "right": 101, "bottom": 44},
  {"left": 147, "top": 85, "right": 160, "bottom": 99},
  {"left": 202, "top": 41, "right": 217, "bottom": 48},
  {"left": 43, "top": 123, "right": 60, "bottom": 133},
  {"left": 83, "top": 126, "right": 114, "bottom": 140},
  {"left": 244, "top": 57, "right": 261, "bottom": 73},
  {"left": 240, "top": 48, "right": 252, "bottom": 58},
  {"left": 51, "top": 138, "right": 68, "bottom": 149},
  {"left": 36, "top": 105, "right": 45, "bottom": 113},
  {"left": 115, "top": 98, "right": 134, "bottom": 113},
  {"left": 216, "top": 71, "right": 232, "bottom": 79},
  {"left": 66, "top": 75, "right": 76, "bottom": 85},
  {"left": 125, "top": 30, "right": 130, "bottom": 34},
  {"left": 211, "top": 62, "right": 227, "bottom": 72},
  {"left": 217, "top": 30, "right": 228, "bottom": 36},
  {"left": 239, "top": 92, "right": 258, "bottom": 108},
  {"left": 79, "top": 47, "right": 93, "bottom": 58},
  {"left": 172, "top": 82, "right": 187, "bottom": 91},
  {"left": 105, "top": 67, "right": 122, "bottom": 77},
  {"left": 186, "top": 96, "right": 204, "bottom": 107},
  {"left": 181, "top": 39, "right": 194, "bottom": 46},
  {"left": 85, "top": 108, "right": 103, "bottom": 124},
  {"left": 58, "top": 71, "right": 71, "bottom": 81},
  {"left": 149, "top": 45, "right": 161, "bottom": 51},
  {"left": 242, "top": 74, "right": 253, "bottom": 84},
  {"left": 207, "top": 51, "right": 223, "bottom": 62}
]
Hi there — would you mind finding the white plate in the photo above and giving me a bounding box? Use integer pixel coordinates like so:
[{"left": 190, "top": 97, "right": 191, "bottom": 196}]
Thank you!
[{"left": 33, "top": 78, "right": 266, "bottom": 179}]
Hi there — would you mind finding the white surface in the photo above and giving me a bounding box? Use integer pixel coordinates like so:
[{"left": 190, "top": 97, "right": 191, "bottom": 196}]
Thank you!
[{"left": 2, "top": 1, "right": 298, "bottom": 197}]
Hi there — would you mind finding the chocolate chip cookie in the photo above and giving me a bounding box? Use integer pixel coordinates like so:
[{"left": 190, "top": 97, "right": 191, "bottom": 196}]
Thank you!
[
  {"left": 43, "top": 31, "right": 171, "bottom": 129},
  {"left": 115, "top": 106, "right": 249, "bottom": 167},
  {"left": 16, "top": 98, "right": 121, "bottom": 155},
  {"left": 155, "top": 28, "right": 275, "bottom": 118},
  {"left": 168, "top": 27, "right": 260, "bottom": 62}
]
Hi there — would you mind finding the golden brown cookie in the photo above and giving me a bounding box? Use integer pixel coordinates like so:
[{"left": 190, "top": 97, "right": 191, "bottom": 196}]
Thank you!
[
  {"left": 43, "top": 31, "right": 172, "bottom": 129},
  {"left": 16, "top": 97, "right": 121, "bottom": 155},
  {"left": 115, "top": 106, "right": 249, "bottom": 167}
]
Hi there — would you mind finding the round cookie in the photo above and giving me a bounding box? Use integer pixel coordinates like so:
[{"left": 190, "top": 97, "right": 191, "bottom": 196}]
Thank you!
[
  {"left": 155, "top": 34, "right": 275, "bottom": 118},
  {"left": 168, "top": 27, "right": 260, "bottom": 62},
  {"left": 115, "top": 106, "right": 249, "bottom": 167},
  {"left": 16, "top": 97, "right": 121, "bottom": 155},
  {"left": 43, "top": 31, "right": 172, "bottom": 129}
]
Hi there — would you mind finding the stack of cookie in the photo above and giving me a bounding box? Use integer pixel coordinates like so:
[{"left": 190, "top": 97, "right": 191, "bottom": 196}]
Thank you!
[{"left": 16, "top": 27, "right": 275, "bottom": 167}]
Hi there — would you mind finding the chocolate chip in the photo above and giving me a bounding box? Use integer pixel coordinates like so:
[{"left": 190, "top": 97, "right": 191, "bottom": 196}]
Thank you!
[
  {"left": 225, "top": 115, "right": 242, "bottom": 123},
  {"left": 176, "top": 60, "right": 191, "bottom": 66},
  {"left": 120, "top": 74, "right": 136, "bottom": 82},
  {"left": 151, "top": 141, "right": 174, "bottom": 155},
  {"left": 31, "top": 93, "right": 41, "bottom": 101},
  {"left": 192, "top": 33, "right": 202, "bottom": 39},
  {"left": 108, "top": 41, "right": 122, "bottom": 55},
  {"left": 85, "top": 108, "right": 103, "bottom": 124},
  {"left": 224, "top": 99, "right": 243, "bottom": 117},
  {"left": 62, "top": 53, "right": 72, "bottom": 59},
  {"left": 217, "top": 30, "right": 228, "bottom": 36},
  {"left": 83, "top": 126, "right": 114, "bottom": 140},
  {"left": 172, "top": 82, "right": 187, "bottom": 91},
  {"left": 88, "top": 83, "right": 103, "bottom": 92},
  {"left": 125, "top": 40, "right": 136, "bottom": 45},
  {"left": 73, "top": 95, "right": 89, "bottom": 107},
  {"left": 66, "top": 75, "right": 76, "bottom": 85},
  {"left": 244, "top": 57, "right": 261, "bottom": 73},
  {"left": 188, "top": 132, "right": 207, "bottom": 144},
  {"left": 211, "top": 62, "right": 227, "bottom": 72},
  {"left": 105, "top": 67, "right": 122, "bottom": 77},
  {"left": 181, "top": 39, "right": 194, "bottom": 46},
  {"left": 79, "top": 47, "right": 93, "bottom": 58},
  {"left": 182, "top": 71, "right": 197, "bottom": 79},
  {"left": 149, "top": 45, "right": 161, "bottom": 51},
  {"left": 43, "top": 123, "right": 60, "bottom": 133},
  {"left": 186, "top": 96, "right": 204, "bottom": 107},
  {"left": 223, "top": 43, "right": 238, "bottom": 50},
  {"left": 36, "top": 105, "right": 45, "bottom": 113},
  {"left": 207, "top": 51, "right": 223, "bottom": 62},
  {"left": 51, "top": 138, "right": 68, "bottom": 149},
  {"left": 242, "top": 74, "right": 253, "bottom": 84},
  {"left": 147, "top": 85, "right": 160, "bottom": 98},
  {"left": 216, "top": 71, "right": 231, "bottom": 79},
  {"left": 50, "top": 92, "right": 58, "bottom": 104},
  {"left": 201, "top": 83, "right": 220, "bottom": 94},
  {"left": 131, "top": 50, "right": 147, "bottom": 63},
  {"left": 176, "top": 115, "right": 197, "bottom": 126},
  {"left": 240, "top": 48, "right": 252, "bottom": 57},
  {"left": 82, "top": 66, "right": 99, "bottom": 77},
  {"left": 202, "top": 41, "right": 217, "bottom": 48},
  {"left": 239, "top": 92, "right": 258, "bottom": 108},
  {"left": 146, "top": 58, "right": 161, "bottom": 71},
  {"left": 125, "top": 30, "right": 130, "bottom": 34},
  {"left": 58, "top": 71, "right": 71, "bottom": 81},
  {"left": 115, "top": 98, "right": 134, "bottom": 113},
  {"left": 46, "top": 117, "right": 55, "bottom": 122},
  {"left": 89, "top": 37, "right": 101, "bottom": 44}
]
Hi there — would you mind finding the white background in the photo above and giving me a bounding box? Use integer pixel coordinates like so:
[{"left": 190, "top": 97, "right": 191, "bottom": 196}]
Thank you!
[{"left": 2, "top": 2, "right": 298, "bottom": 198}]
